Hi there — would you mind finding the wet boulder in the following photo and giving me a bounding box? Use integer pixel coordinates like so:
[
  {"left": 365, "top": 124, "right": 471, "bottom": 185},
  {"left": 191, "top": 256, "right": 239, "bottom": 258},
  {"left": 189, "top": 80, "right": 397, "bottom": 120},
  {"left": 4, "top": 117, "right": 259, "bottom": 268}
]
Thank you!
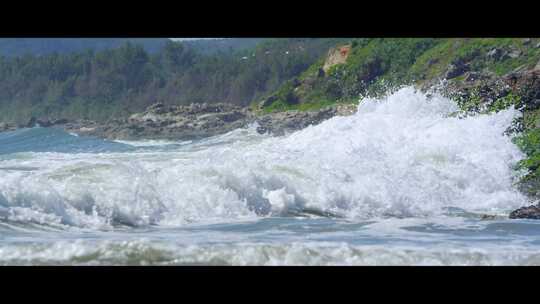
[{"left": 509, "top": 204, "right": 540, "bottom": 219}]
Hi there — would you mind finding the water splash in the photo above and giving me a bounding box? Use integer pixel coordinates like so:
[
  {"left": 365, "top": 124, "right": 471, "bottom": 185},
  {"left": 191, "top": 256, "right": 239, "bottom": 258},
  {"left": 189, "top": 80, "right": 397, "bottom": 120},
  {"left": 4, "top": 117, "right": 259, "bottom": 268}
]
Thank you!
[{"left": 0, "top": 87, "right": 528, "bottom": 229}]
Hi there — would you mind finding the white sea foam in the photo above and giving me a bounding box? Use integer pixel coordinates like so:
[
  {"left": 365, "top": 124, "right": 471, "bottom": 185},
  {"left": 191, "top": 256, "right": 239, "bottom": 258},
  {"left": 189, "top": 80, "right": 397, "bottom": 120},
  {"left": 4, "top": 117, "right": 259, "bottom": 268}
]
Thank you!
[
  {"left": 114, "top": 139, "right": 189, "bottom": 147},
  {"left": 1, "top": 240, "right": 539, "bottom": 266},
  {"left": 0, "top": 87, "right": 528, "bottom": 229}
]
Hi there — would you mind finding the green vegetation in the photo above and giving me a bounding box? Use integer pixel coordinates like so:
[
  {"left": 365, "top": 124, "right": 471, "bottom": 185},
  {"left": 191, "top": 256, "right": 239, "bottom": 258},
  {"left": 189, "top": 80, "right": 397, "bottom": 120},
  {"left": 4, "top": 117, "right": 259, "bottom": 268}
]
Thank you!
[
  {"left": 454, "top": 89, "right": 522, "bottom": 116},
  {"left": 0, "top": 38, "right": 347, "bottom": 123},
  {"left": 410, "top": 38, "right": 540, "bottom": 79},
  {"left": 261, "top": 38, "right": 540, "bottom": 114},
  {"left": 261, "top": 38, "right": 443, "bottom": 110},
  {"left": 514, "top": 128, "right": 540, "bottom": 185},
  {"left": 0, "top": 38, "right": 169, "bottom": 57}
]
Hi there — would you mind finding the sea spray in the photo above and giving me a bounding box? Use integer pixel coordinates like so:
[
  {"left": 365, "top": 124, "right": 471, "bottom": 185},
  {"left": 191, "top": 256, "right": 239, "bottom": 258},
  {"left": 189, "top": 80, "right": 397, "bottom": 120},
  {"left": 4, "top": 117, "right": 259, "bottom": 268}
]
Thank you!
[{"left": 0, "top": 87, "right": 528, "bottom": 229}]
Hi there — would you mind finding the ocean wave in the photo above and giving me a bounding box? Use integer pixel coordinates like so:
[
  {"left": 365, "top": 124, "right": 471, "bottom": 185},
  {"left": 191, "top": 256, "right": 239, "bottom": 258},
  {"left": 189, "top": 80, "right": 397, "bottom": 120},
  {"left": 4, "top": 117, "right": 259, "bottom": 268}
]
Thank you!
[
  {"left": 0, "top": 87, "right": 528, "bottom": 229},
  {"left": 1, "top": 240, "right": 539, "bottom": 266}
]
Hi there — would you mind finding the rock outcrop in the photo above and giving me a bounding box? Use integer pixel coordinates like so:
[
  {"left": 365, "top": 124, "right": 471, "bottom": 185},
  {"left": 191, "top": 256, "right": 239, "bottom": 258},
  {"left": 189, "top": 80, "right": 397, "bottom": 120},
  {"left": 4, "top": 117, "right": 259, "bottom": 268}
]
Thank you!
[
  {"left": 69, "top": 103, "right": 255, "bottom": 141},
  {"left": 322, "top": 45, "right": 351, "bottom": 74},
  {"left": 24, "top": 101, "right": 358, "bottom": 141},
  {"left": 255, "top": 103, "right": 357, "bottom": 135},
  {"left": 509, "top": 203, "right": 540, "bottom": 219},
  {"left": 1, "top": 100, "right": 359, "bottom": 141},
  {"left": 0, "top": 122, "right": 16, "bottom": 132},
  {"left": 445, "top": 60, "right": 470, "bottom": 79}
]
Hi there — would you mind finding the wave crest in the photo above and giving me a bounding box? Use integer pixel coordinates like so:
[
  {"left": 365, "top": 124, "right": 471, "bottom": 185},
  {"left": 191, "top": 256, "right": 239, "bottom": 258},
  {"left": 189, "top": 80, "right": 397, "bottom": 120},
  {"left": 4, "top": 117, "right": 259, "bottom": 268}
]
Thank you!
[{"left": 0, "top": 87, "right": 528, "bottom": 229}]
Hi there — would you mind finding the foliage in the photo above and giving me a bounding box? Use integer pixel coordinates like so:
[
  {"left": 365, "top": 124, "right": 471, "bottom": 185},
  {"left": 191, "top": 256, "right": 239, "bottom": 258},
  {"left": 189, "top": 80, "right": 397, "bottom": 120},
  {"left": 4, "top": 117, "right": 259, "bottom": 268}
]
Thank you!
[
  {"left": 262, "top": 38, "right": 540, "bottom": 114},
  {"left": 514, "top": 128, "right": 540, "bottom": 182},
  {"left": 0, "top": 38, "right": 345, "bottom": 123},
  {"left": 0, "top": 38, "right": 169, "bottom": 57}
]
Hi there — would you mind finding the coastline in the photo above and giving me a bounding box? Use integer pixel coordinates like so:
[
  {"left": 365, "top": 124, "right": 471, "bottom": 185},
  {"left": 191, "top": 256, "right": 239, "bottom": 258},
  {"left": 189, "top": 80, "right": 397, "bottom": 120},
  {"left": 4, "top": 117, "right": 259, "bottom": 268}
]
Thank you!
[{"left": 0, "top": 102, "right": 357, "bottom": 141}]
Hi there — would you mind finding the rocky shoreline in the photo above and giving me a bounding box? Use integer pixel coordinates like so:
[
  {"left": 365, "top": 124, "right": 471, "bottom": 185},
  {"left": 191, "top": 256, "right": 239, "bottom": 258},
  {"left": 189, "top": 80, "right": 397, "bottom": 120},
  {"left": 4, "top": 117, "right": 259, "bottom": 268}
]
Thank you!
[{"left": 0, "top": 102, "right": 358, "bottom": 141}]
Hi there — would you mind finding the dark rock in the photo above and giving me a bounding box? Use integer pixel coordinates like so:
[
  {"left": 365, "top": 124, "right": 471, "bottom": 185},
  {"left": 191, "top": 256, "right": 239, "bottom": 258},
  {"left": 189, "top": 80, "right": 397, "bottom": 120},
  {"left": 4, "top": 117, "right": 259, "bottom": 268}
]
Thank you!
[
  {"left": 465, "top": 72, "right": 481, "bottom": 82},
  {"left": 480, "top": 214, "right": 497, "bottom": 220},
  {"left": 317, "top": 68, "right": 325, "bottom": 78},
  {"left": 359, "top": 58, "right": 383, "bottom": 83},
  {"left": 256, "top": 125, "right": 268, "bottom": 134},
  {"left": 259, "top": 95, "right": 277, "bottom": 109},
  {"left": 146, "top": 102, "right": 167, "bottom": 114},
  {"left": 36, "top": 118, "right": 52, "bottom": 128},
  {"left": 487, "top": 48, "right": 506, "bottom": 61},
  {"left": 530, "top": 99, "right": 540, "bottom": 109},
  {"left": 509, "top": 204, "right": 540, "bottom": 219},
  {"left": 0, "top": 122, "right": 14, "bottom": 132},
  {"left": 51, "top": 118, "right": 69, "bottom": 125},
  {"left": 217, "top": 111, "right": 245, "bottom": 123},
  {"left": 523, "top": 38, "right": 531, "bottom": 45},
  {"left": 25, "top": 117, "right": 37, "bottom": 128},
  {"left": 255, "top": 106, "right": 338, "bottom": 136},
  {"left": 503, "top": 66, "right": 540, "bottom": 111},
  {"left": 445, "top": 62, "right": 469, "bottom": 79}
]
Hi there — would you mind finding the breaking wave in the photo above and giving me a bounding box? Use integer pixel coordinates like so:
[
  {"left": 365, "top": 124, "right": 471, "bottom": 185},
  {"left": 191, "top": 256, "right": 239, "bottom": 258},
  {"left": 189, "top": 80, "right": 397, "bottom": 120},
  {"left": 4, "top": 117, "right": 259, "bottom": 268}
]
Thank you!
[{"left": 0, "top": 87, "right": 528, "bottom": 229}]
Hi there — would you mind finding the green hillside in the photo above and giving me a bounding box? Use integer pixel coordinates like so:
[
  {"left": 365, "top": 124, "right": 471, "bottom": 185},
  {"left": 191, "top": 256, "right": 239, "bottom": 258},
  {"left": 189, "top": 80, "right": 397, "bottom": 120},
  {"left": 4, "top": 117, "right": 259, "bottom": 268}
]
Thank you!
[{"left": 0, "top": 38, "right": 347, "bottom": 123}]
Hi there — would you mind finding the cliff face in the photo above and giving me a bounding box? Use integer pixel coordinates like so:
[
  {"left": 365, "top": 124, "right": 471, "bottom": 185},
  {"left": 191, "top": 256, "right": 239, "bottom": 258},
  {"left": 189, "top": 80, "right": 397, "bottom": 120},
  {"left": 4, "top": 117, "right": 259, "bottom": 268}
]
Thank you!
[{"left": 322, "top": 45, "right": 351, "bottom": 73}]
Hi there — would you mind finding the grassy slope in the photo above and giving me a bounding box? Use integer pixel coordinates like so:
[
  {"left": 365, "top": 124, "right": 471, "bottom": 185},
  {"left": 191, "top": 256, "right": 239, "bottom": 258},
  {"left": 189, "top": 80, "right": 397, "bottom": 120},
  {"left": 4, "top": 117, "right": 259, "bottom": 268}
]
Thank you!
[{"left": 261, "top": 38, "right": 540, "bottom": 112}]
